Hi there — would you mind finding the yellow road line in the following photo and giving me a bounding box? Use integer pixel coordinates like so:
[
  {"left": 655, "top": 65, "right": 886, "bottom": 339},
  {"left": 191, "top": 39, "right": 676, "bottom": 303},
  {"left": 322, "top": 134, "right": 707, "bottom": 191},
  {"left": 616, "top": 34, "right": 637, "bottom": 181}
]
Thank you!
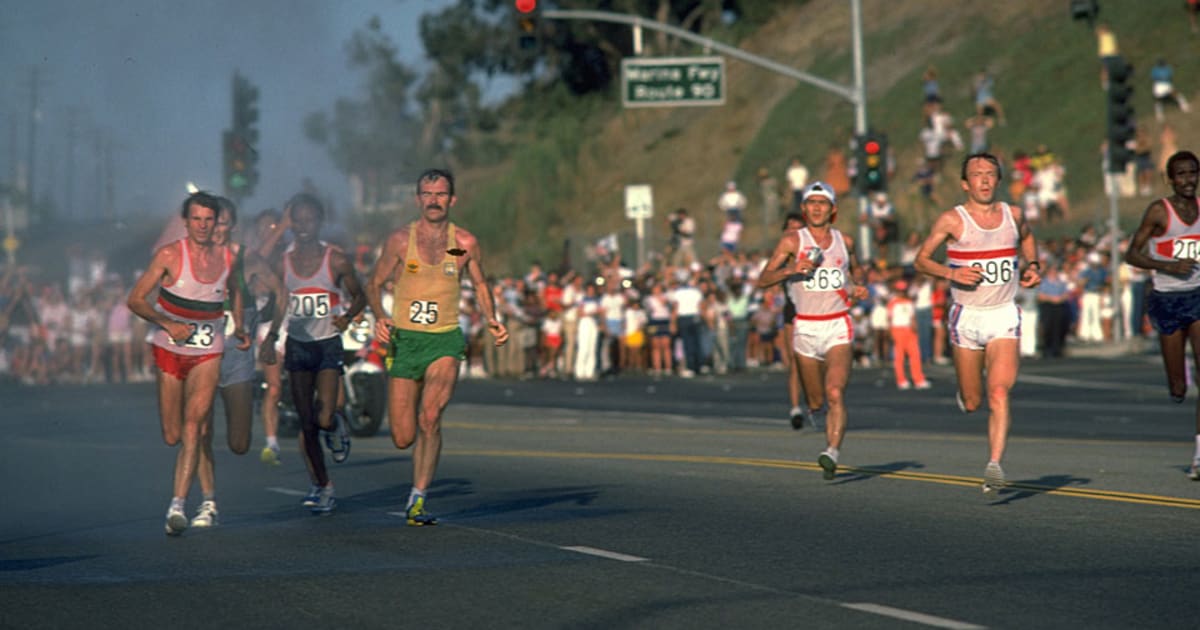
[
  {"left": 443, "top": 421, "right": 1187, "bottom": 448},
  {"left": 447, "top": 448, "right": 1200, "bottom": 510}
]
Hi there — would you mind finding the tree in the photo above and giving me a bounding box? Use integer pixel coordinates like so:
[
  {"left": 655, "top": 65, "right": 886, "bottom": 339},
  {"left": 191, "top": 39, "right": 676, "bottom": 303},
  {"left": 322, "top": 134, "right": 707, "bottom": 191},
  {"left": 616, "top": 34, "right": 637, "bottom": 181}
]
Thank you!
[{"left": 304, "top": 17, "right": 426, "bottom": 207}]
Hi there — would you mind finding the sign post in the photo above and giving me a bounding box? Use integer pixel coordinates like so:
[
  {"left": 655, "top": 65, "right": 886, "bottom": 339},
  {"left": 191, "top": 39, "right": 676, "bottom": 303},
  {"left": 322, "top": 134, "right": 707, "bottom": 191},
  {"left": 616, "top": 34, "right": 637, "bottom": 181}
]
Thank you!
[
  {"left": 624, "top": 184, "right": 654, "bottom": 269},
  {"left": 621, "top": 56, "right": 725, "bottom": 108}
]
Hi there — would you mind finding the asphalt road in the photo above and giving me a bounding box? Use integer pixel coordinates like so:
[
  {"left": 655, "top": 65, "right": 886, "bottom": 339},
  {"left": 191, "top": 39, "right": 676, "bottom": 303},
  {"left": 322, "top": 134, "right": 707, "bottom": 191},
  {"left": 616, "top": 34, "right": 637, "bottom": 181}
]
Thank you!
[{"left": 3, "top": 352, "right": 1199, "bottom": 629}]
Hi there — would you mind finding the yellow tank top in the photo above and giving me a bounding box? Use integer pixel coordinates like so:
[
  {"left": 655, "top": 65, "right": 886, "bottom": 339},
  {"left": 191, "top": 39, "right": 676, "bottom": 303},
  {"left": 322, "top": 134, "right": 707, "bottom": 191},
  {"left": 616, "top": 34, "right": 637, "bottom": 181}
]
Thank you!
[{"left": 392, "top": 222, "right": 461, "bottom": 333}]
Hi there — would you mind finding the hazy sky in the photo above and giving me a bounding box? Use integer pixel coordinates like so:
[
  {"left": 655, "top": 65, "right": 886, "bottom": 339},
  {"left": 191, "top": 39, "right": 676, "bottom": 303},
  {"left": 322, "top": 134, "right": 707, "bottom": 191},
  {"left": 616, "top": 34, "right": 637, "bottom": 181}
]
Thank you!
[{"left": 0, "top": 0, "right": 455, "bottom": 221}]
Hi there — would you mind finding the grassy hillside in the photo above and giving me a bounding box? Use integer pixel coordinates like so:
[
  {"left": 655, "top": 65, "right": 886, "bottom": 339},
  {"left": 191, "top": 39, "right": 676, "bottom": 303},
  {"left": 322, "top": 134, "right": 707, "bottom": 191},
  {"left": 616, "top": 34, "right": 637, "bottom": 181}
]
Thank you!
[{"left": 457, "top": 0, "right": 1197, "bottom": 274}]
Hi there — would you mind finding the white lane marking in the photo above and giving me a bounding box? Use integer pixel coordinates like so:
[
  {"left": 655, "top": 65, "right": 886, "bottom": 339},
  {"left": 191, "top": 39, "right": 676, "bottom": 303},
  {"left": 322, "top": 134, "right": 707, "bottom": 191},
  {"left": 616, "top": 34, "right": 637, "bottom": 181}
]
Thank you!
[
  {"left": 560, "top": 545, "right": 648, "bottom": 563},
  {"left": 843, "top": 603, "right": 986, "bottom": 630},
  {"left": 1019, "top": 373, "right": 1155, "bottom": 393},
  {"left": 266, "top": 486, "right": 306, "bottom": 497},
  {"left": 457, "top": 525, "right": 991, "bottom": 626}
]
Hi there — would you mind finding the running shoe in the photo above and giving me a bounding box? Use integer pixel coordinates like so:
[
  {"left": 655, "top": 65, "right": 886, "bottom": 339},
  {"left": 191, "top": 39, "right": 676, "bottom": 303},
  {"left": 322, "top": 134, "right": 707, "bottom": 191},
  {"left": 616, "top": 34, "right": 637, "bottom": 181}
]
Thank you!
[
  {"left": 809, "top": 404, "right": 827, "bottom": 432},
  {"left": 406, "top": 496, "right": 438, "bottom": 527},
  {"left": 301, "top": 484, "right": 321, "bottom": 507},
  {"left": 817, "top": 449, "right": 838, "bottom": 481},
  {"left": 983, "top": 461, "right": 1006, "bottom": 493},
  {"left": 789, "top": 406, "right": 806, "bottom": 431},
  {"left": 325, "top": 411, "right": 351, "bottom": 464},
  {"left": 165, "top": 503, "right": 188, "bottom": 536},
  {"left": 310, "top": 484, "right": 336, "bottom": 514},
  {"left": 190, "top": 500, "right": 218, "bottom": 528},
  {"left": 915, "top": 381, "right": 932, "bottom": 390},
  {"left": 260, "top": 444, "right": 281, "bottom": 466},
  {"left": 1172, "top": 392, "right": 1187, "bottom": 404},
  {"left": 1190, "top": 458, "right": 1200, "bottom": 481},
  {"left": 898, "top": 381, "right": 912, "bottom": 390}
]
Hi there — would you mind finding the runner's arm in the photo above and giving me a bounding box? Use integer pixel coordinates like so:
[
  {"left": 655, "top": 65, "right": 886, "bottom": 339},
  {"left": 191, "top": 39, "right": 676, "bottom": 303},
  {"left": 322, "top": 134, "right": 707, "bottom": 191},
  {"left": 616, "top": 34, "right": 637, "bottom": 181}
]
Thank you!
[
  {"left": 126, "top": 244, "right": 190, "bottom": 342},
  {"left": 913, "top": 210, "right": 981, "bottom": 286},
  {"left": 462, "top": 229, "right": 508, "bottom": 346},
  {"left": 757, "top": 232, "right": 805, "bottom": 288},
  {"left": 1124, "top": 200, "right": 1194, "bottom": 275},
  {"left": 330, "top": 248, "right": 367, "bottom": 330},
  {"left": 365, "top": 228, "right": 406, "bottom": 343},
  {"left": 1013, "top": 204, "right": 1041, "bottom": 287}
]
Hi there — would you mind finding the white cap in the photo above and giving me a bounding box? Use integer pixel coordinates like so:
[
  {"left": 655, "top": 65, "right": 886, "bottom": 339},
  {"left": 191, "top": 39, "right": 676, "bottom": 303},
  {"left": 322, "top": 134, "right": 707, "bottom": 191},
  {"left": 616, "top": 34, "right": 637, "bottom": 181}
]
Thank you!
[{"left": 802, "top": 181, "right": 836, "bottom": 204}]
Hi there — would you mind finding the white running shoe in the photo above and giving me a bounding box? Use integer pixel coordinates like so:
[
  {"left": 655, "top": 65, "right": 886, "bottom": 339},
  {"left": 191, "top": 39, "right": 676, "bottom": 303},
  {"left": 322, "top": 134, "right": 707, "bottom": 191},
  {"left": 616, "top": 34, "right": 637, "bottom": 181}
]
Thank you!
[
  {"left": 809, "top": 404, "right": 827, "bottom": 431},
  {"left": 325, "top": 411, "right": 351, "bottom": 464},
  {"left": 818, "top": 449, "right": 838, "bottom": 480},
  {"left": 301, "top": 484, "right": 321, "bottom": 507},
  {"left": 310, "top": 484, "right": 336, "bottom": 513},
  {"left": 983, "top": 461, "right": 1006, "bottom": 493},
  {"left": 789, "top": 406, "right": 806, "bottom": 431},
  {"left": 190, "top": 500, "right": 218, "bottom": 528},
  {"left": 1189, "top": 458, "right": 1200, "bottom": 481},
  {"left": 165, "top": 503, "right": 188, "bottom": 536}
]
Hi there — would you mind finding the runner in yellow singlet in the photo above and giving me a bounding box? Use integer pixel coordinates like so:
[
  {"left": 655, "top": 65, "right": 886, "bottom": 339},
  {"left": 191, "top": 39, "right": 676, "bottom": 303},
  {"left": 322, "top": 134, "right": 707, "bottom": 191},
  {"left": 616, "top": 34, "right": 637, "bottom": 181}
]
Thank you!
[{"left": 365, "top": 169, "right": 508, "bottom": 526}]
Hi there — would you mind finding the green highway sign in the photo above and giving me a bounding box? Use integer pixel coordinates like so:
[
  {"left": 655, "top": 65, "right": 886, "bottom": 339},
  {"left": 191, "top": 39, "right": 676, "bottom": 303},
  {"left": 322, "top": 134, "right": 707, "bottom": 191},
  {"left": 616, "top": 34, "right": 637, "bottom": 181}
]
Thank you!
[{"left": 621, "top": 56, "right": 725, "bottom": 108}]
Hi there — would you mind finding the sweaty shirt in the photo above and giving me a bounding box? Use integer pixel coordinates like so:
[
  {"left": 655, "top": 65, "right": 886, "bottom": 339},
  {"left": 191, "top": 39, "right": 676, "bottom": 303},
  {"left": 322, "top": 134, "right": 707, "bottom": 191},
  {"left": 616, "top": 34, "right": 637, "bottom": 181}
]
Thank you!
[
  {"left": 945, "top": 204, "right": 1020, "bottom": 308},
  {"left": 392, "top": 222, "right": 462, "bottom": 334}
]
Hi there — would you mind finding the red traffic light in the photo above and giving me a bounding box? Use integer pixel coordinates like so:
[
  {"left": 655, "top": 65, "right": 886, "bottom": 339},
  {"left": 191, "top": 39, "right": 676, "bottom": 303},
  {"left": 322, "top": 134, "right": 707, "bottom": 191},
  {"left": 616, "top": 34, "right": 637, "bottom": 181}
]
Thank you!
[
  {"left": 864, "top": 140, "right": 881, "bottom": 154},
  {"left": 515, "top": 0, "right": 536, "bottom": 13}
]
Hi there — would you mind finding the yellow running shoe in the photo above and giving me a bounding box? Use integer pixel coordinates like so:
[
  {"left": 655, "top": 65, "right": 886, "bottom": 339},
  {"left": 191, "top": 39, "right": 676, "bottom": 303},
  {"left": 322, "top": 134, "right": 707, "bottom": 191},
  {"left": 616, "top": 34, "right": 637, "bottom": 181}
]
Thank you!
[
  {"left": 260, "top": 444, "right": 280, "bottom": 466},
  {"left": 406, "top": 496, "right": 438, "bottom": 527}
]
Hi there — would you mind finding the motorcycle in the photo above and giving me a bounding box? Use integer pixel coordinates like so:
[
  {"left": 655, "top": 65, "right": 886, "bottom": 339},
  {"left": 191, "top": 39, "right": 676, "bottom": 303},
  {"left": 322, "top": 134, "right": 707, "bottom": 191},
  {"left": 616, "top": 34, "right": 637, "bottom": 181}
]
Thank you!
[
  {"left": 270, "top": 309, "right": 389, "bottom": 438},
  {"left": 339, "top": 309, "right": 389, "bottom": 437}
]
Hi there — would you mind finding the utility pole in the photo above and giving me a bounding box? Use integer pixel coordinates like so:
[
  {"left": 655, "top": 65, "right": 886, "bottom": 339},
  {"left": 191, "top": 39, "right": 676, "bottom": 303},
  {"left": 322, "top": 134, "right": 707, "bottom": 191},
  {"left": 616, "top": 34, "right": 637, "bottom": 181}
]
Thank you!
[
  {"left": 25, "top": 67, "right": 40, "bottom": 224},
  {"left": 104, "top": 135, "right": 115, "bottom": 223},
  {"left": 7, "top": 117, "right": 17, "bottom": 193},
  {"left": 93, "top": 127, "right": 104, "bottom": 222},
  {"left": 64, "top": 107, "right": 79, "bottom": 221}
]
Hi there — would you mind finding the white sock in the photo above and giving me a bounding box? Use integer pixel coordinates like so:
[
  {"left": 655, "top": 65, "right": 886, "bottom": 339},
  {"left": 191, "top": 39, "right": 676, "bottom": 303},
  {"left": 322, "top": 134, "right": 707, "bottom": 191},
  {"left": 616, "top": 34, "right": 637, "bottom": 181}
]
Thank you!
[
  {"left": 826, "top": 446, "right": 839, "bottom": 459},
  {"left": 407, "top": 487, "right": 425, "bottom": 509},
  {"left": 266, "top": 436, "right": 279, "bottom": 449},
  {"left": 170, "top": 497, "right": 185, "bottom": 511}
]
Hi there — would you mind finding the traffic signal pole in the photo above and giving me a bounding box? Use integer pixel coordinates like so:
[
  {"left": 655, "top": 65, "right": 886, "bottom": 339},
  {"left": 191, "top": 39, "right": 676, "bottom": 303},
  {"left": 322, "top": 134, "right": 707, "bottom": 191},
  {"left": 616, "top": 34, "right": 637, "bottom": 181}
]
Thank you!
[
  {"left": 542, "top": 1, "right": 872, "bottom": 256},
  {"left": 1104, "top": 56, "right": 1135, "bottom": 344},
  {"left": 848, "top": 0, "right": 874, "bottom": 262}
]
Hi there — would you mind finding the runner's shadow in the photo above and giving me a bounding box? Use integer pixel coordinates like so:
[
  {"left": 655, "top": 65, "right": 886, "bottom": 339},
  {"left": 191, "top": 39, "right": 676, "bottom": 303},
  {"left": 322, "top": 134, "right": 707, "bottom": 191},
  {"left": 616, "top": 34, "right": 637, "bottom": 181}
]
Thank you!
[
  {"left": 832, "top": 460, "right": 926, "bottom": 485},
  {"left": 442, "top": 486, "right": 612, "bottom": 523},
  {"left": 343, "top": 477, "right": 476, "bottom": 509},
  {"left": 330, "top": 454, "right": 411, "bottom": 471},
  {"left": 988, "top": 473, "right": 1091, "bottom": 505},
  {"left": 0, "top": 555, "right": 99, "bottom": 571}
]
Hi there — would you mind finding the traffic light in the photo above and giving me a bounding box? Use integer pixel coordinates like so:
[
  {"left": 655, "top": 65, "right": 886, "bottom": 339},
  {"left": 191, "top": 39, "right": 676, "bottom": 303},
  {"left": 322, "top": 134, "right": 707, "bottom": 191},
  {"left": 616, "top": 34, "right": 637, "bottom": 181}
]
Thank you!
[
  {"left": 1070, "top": 0, "right": 1099, "bottom": 26},
  {"left": 227, "top": 72, "right": 260, "bottom": 197},
  {"left": 1105, "top": 56, "right": 1135, "bottom": 173},
  {"left": 223, "top": 130, "right": 253, "bottom": 195},
  {"left": 515, "top": 0, "right": 538, "bottom": 50},
  {"left": 856, "top": 132, "right": 888, "bottom": 194}
]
